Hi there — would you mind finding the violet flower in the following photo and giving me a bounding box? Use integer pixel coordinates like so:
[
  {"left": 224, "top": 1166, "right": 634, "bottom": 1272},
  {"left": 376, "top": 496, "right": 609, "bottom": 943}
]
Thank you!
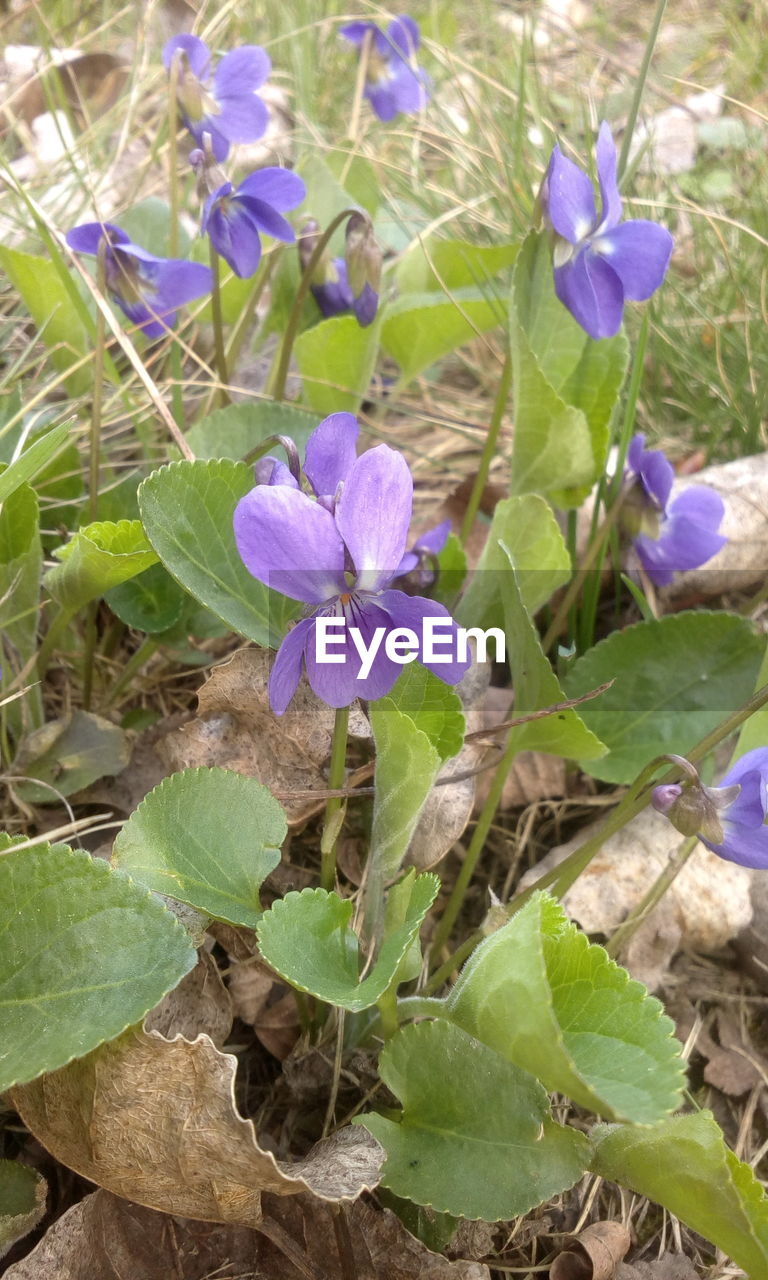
[
  {"left": 163, "top": 35, "right": 270, "bottom": 162},
  {"left": 340, "top": 16, "right": 429, "bottom": 122},
  {"left": 234, "top": 412, "right": 469, "bottom": 713},
  {"left": 623, "top": 433, "right": 726, "bottom": 587},
  {"left": 652, "top": 748, "right": 768, "bottom": 869},
  {"left": 202, "top": 167, "right": 306, "bottom": 278},
  {"left": 541, "top": 122, "right": 673, "bottom": 339},
  {"left": 65, "top": 222, "right": 212, "bottom": 338}
]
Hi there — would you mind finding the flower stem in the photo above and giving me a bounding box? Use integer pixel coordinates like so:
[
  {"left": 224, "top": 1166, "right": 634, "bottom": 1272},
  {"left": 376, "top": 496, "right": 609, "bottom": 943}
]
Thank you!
[
  {"left": 88, "top": 241, "right": 107, "bottom": 523},
  {"left": 540, "top": 491, "right": 626, "bottom": 655},
  {"left": 617, "top": 0, "right": 668, "bottom": 182},
  {"left": 321, "top": 705, "right": 350, "bottom": 890},
  {"left": 209, "top": 242, "right": 230, "bottom": 406},
  {"left": 165, "top": 67, "right": 187, "bottom": 428},
  {"left": 459, "top": 349, "right": 512, "bottom": 546},
  {"left": 269, "top": 207, "right": 359, "bottom": 403},
  {"left": 605, "top": 834, "right": 697, "bottom": 959}
]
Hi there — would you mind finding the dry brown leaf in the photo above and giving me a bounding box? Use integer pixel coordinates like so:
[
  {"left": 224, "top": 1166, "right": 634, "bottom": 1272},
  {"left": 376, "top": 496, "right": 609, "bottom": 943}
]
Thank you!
[
  {"left": 550, "top": 1221, "right": 631, "bottom": 1279},
  {"left": 5, "top": 1188, "right": 490, "bottom": 1280},
  {"left": 11, "top": 1028, "right": 383, "bottom": 1225},
  {"left": 0, "top": 1163, "right": 47, "bottom": 1262},
  {"left": 145, "top": 950, "right": 233, "bottom": 1047},
  {"left": 228, "top": 957, "right": 301, "bottom": 1060},
  {"left": 158, "top": 648, "right": 369, "bottom": 824},
  {"left": 616, "top": 1254, "right": 699, "bottom": 1279},
  {"left": 473, "top": 686, "right": 566, "bottom": 814},
  {"left": 700, "top": 1010, "right": 763, "bottom": 1097}
]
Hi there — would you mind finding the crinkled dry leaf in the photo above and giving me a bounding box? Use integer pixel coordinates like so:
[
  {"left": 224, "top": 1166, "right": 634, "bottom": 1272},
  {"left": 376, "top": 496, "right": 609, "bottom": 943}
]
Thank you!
[
  {"left": 11, "top": 1028, "right": 383, "bottom": 1225},
  {"left": 700, "top": 1010, "right": 762, "bottom": 1097},
  {"left": 158, "top": 648, "right": 369, "bottom": 824},
  {"left": 551, "top": 1221, "right": 631, "bottom": 1279},
  {"left": 0, "top": 1161, "right": 47, "bottom": 1262},
  {"left": 145, "top": 950, "right": 233, "bottom": 1047}
]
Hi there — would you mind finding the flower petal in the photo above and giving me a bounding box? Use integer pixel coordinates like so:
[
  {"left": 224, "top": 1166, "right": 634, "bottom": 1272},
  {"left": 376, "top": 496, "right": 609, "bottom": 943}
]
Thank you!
[
  {"left": 304, "top": 600, "right": 403, "bottom": 707},
  {"left": 233, "top": 485, "right": 347, "bottom": 603},
  {"left": 211, "top": 92, "right": 270, "bottom": 145},
  {"left": 544, "top": 146, "right": 597, "bottom": 244},
  {"left": 554, "top": 248, "right": 625, "bottom": 339},
  {"left": 206, "top": 200, "right": 262, "bottom": 278},
  {"left": 626, "top": 434, "right": 674, "bottom": 509},
  {"left": 141, "top": 258, "right": 213, "bottom": 309},
  {"left": 352, "top": 281, "right": 379, "bottom": 326},
  {"left": 232, "top": 194, "right": 296, "bottom": 245},
  {"left": 595, "top": 121, "right": 622, "bottom": 230},
  {"left": 388, "top": 15, "right": 421, "bottom": 55},
  {"left": 387, "top": 60, "right": 429, "bottom": 114},
  {"left": 254, "top": 457, "right": 299, "bottom": 488},
  {"left": 366, "top": 80, "right": 399, "bottom": 122},
  {"left": 66, "top": 222, "right": 127, "bottom": 254},
  {"left": 336, "top": 445, "right": 412, "bottom": 591},
  {"left": 269, "top": 616, "right": 316, "bottom": 715},
  {"left": 163, "top": 34, "right": 210, "bottom": 79},
  {"left": 592, "top": 220, "right": 673, "bottom": 301},
  {"left": 214, "top": 45, "right": 271, "bottom": 96},
  {"left": 720, "top": 747, "right": 768, "bottom": 793},
  {"left": 340, "top": 22, "right": 390, "bottom": 56},
  {"left": 634, "top": 487, "right": 726, "bottom": 586},
  {"left": 304, "top": 412, "right": 359, "bottom": 498},
  {"left": 237, "top": 167, "right": 306, "bottom": 211},
  {"left": 702, "top": 820, "right": 768, "bottom": 870},
  {"left": 377, "top": 590, "right": 471, "bottom": 686}
]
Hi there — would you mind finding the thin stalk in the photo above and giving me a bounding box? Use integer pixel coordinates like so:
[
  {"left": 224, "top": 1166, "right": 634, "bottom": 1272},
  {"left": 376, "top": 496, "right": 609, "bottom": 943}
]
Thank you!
[
  {"left": 617, "top": 0, "right": 668, "bottom": 182},
  {"left": 81, "top": 601, "right": 98, "bottom": 711},
  {"left": 167, "top": 61, "right": 180, "bottom": 258},
  {"left": 459, "top": 349, "right": 512, "bottom": 545},
  {"left": 269, "top": 208, "right": 359, "bottom": 403},
  {"left": 104, "top": 636, "right": 159, "bottom": 709},
  {"left": 88, "top": 240, "right": 107, "bottom": 523},
  {"left": 321, "top": 705, "right": 350, "bottom": 890},
  {"left": 209, "top": 243, "right": 230, "bottom": 406},
  {"left": 36, "top": 606, "right": 75, "bottom": 681},
  {"left": 605, "top": 835, "right": 697, "bottom": 958},
  {"left": 540, "top": 493, "right": 626, "bottom": 655},
  {"left": 346, "top": 28, "right": 373, "bottom": 146}
]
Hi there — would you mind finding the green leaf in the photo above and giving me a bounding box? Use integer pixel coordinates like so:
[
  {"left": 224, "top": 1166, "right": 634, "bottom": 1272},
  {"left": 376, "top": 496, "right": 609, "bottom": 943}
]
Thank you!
[
  {"left": 44, "top": 520, "right": 157, "bottom": 612},
  {"left": 497, "top": 542, "right": 605, "bottom": 758},
  {"left": 508, "top": 231, "right": 628, "bottom": 504},
  {"left": 0, "top": 836, "right": 196, "bottom": 1092},
  {"left": 0, "top": 481, "right": 41, "bottom": 702},
  {"left": 0, "top": 1160, "right": 47, "bottom": 1260},
  {"left": 369, "top": 699, "right": 442, "bottom": 878},
  {"left": 256, "top": 876, "right": 439, "bottom": 1012},
  {"left": 14, "top": 710, "right": 130, "bottom": 803},
  {"left": 562, "top": 611, "right": 764, "bottom": 784},
  {"left": 358, "top": 1020, "right": 589, "bottom": 1220},
  {"left": 396, "top": 237, "right": 518, "bottom": 294},
  {"left": 138, "top": 459, "right": 299, "bottom": 648},
  {"left": 0, "top": 246, "right": 90, "bottom": 394},
  {"left": 735, "top": 637, "right": 768, "bottom": 760},
  {"left": 120, "top": 197, "right": 190, "bottom": 257},
  {"left": 381, "top": 289, "right": 505, "bottom": 385},
  {"left": 105, "top": 561, "right": 187, "bottom": 634},
  {"left": 431, "top": 533, "right": 467, "bottom": 607},
  {"left": 112, "top": 767, "right": 286, "bottom": 928},
  {"left": 387, "top": 665, "right": 465, "bottom": 762},
  {"left": 446, "top": 892, "right": 686, "bottom": 1124},
  {"left": 295, "top": 312, "right": 382, "bottom": 414},
  {"left": 590, "top": 1111, "right": 768, "bottom": 1278},
  {"left": 185, "top": 399, "right": 318, "bottom": 462},
  {"left": 457, "top": 494, "right": 571, "bottom": 631},
  {"left": 0, "top": 420, "right": 71, "bottom": 505}
]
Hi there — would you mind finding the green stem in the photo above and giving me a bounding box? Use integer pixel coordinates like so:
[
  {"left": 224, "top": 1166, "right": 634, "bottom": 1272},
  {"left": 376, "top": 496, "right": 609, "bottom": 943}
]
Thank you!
[
  {"left": 376, "top": 988, "right": 399, "bottom": 1041},
  {"left": 104, "top": 635, "right": 159, "bottom": 709},
  {"left": 459, "top": 350, "right": 512, "bottom": 545},
  {"left": 540, "top": 492, "right": 626, "bottom": 655},
  {"left": 209, "top": 243, "right": 230, "bottom": 406},
  {"left": 88, "top": 242, "right": 107, "bottom": 523},
  {"left": 167, "top": 65, "right": 180, "bottom": 259},
  {"left": 81, "top": 600, "right": 98, "bottom": 711},
  {"left": 36, "top": 605, "right": 75, "bottom": 681},
  {"left": 269, "top": 207, "right": 359, "bottom": 403},
  {"left": 617, "top": 0, "right": 668, "bottom": 182},
  {"left": 321, "top": 705, "right": 350, "bottom": 890},
  {"left": 605, "top": 834, "right": 697, "bottom": 959}
]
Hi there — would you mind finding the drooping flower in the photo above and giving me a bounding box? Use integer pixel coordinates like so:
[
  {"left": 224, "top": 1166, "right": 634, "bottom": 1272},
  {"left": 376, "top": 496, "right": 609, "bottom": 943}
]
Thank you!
[
  {"left": 201, "top": 167, "right": 306, "bottom": 278},
  {"left": 652, "top": 748, "right": 768, "bottom": 869},
  {"left": 163, "top": 35, "right": 270, "bottom": 162},
  {"left": 65, "top": 222, "right": 213, "bottom": 338},
  {"left": 622, "top": 433, "right": 726, "bottom": 587},
  {"left": 234, "top": 412, "right": 469, "bottom": 713},
  {"left": 299, "top": 216, "right": 380, "bottom": 328},
  {"left": 541, "top": 122, "right": 673, "bottom": 339},
  {"left": 340, "top": 16, "right": 429, "bottom": 122}
]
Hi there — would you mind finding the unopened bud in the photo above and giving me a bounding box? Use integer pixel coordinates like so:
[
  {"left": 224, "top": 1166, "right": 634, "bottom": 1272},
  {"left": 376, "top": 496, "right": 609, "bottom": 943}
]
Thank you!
[
  {"left": 651, "top": 777, "right": 741, "bottom": 845},
  {"left": 190, "top": 135, "right": 227, "bottom": 200},
  {"left": 345, "top": 211, "right": 382, "bottom": 298}
]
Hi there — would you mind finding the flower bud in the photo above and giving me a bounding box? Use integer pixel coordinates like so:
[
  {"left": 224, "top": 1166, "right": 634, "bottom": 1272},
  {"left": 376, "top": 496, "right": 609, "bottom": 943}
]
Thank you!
[
  {"left": 651, "top": 777, "right": 741, "bottom": 845},
  {"left": 345, "top": 211, "right": 382, "bottom": 300}
]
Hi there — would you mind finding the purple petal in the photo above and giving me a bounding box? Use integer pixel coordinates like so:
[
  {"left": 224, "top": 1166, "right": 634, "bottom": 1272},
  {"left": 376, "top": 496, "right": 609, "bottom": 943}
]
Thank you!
[
  {"left": 237, "top": 167, "right": 306, "bottom": 212},
  {"left": 352, "top": 281, "right": 378, "bottom": 327},
  {"left": 214, "top": 45, "right": 271, "bottom": 96},
  {"left": 142, "top": 258, "right": 213, "bottom": 309},
  {"left": 720, "top": 747, "right": 768, "bottom": 793},
  {"left": 206, "top": 201, "right": 262, "bottom": 278},
  {"left": 554, "top": 249, "right": 625, "bottom": 340},
  {"left": 269, "top": 616, "right": 316, "bottom": 715},
  {"left": 210, "top": 92, "right": 270, "bottom": 145},
  {"left": 112, "top": 295, "right": 166, "bottom": 339},
  {"left": 336, "top": 445, "right": 412, "bottom": 592},
  {"left": 377, "top": 590, "right": 471, "bottom": 686},
  {"left": 255, "top": 457, "right": 299, "bottom": 488},
  {"left": 388, "top": 15, "right": 420, "bottom": 55},
  {"left": 702, "top": 820, "right": 768, "bottom": 870},
  {"left": 340, "top": 21, "right": 390, "bottom": 56},
  {"left": 304, "top": 600, "right": 403, "bottom": 708},
  {"left": 627, "top": 433, "right": 646, "bottom": 472},
  {"left": 592, "top": 220, "right": 674, "bottom": 301},
  {"left": 189, "top": 118, "right": 230, "bottom": 162},
  {"left": 66, "top": 222, "right": 127, "bottom": 254},
  {"left": 163, "top": 34, "right": 210, "bottom": 79},
  {"left": 634, "top": 486, "right": 725, "bottom": 586},
  {"left": 625, "top": 436, "right": 673, "bottom": 510},
  {"left": 544, "top": 146, "right": 597, "bottom": 244},
  {"left": 233, "top": 485, "right": 347, "bottom": 603},
  {"left": 232, "top": 194, "right": 296, "bottom": 245},
  {"left": 415, "top": 518, "right": 452, "bottom": 556},
  {"left": 722, "top": 770, "right": 767, "bottom": 829},
  {"left": 595, "top": 121, "right": 622, "bottom": 230},
  {"left": 311, "top": 274, "right": 354, "bottom": 318},
  {"left": 304, "top": 412, "right": 359, "bottom": 498},
  {"left": 387, "top": 60, "right": 429, "bottom": 114},
  {"left": 366, "top": 81, "right": 399, "bottom": 122}
]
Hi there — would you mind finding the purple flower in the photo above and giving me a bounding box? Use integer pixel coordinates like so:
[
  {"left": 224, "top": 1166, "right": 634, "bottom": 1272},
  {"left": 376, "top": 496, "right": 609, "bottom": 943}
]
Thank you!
[
  {"left": 623, "top": 433, "right": 726, "bottom": 587},
  {"left": 163, "top": 35, "right": 270, "bottom": 162},
  {"left": 202, "top": 167, "right": 306, "bottom": 278},
  {"left": 652, "top": 748, "right": 768, "bottom": 869},
  {"left": 541, "top": 122, "right": 673, "bottom": 339},
  {"left": 233, "top": 412, "right": 469, "bottom": 713},
  {"left": 397, "top": 519, "right": 452, "bottom": 577},
  {"left": 65, "top": 222, "right": 212, "bottom": 339},
  {"left": 340, "top": 16, "right": 429, "bottom": 122}
]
